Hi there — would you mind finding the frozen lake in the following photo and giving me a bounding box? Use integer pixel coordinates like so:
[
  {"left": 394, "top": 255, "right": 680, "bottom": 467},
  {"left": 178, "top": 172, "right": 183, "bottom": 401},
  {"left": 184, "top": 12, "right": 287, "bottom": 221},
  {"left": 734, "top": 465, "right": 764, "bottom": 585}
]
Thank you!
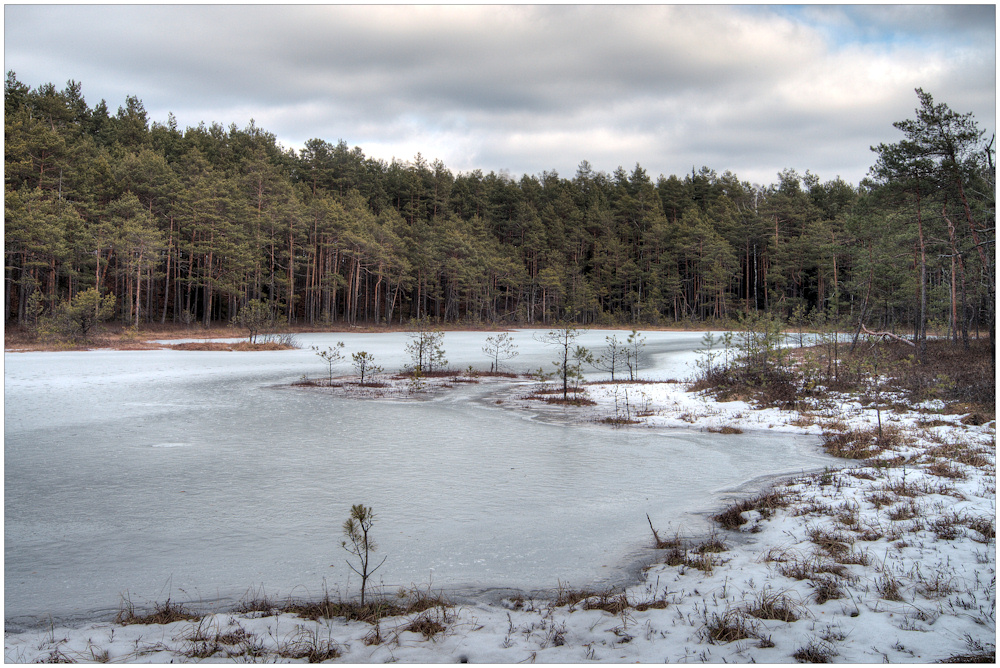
[{"left": 4, "top": 330, "right": 833, "bottom": 629}]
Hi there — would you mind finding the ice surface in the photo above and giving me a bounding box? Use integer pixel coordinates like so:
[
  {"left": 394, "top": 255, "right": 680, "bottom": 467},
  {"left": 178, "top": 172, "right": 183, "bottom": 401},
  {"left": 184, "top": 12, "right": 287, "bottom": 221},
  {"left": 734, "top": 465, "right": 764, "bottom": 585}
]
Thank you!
[{"left": 4, "top": 331, "right": 834, "bottom": 626}]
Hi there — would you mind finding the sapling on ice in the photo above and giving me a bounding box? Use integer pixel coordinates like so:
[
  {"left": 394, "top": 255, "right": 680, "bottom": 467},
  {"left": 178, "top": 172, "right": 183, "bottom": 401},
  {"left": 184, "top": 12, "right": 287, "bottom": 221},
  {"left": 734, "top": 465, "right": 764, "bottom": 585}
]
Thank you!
[
  {"left": 535, "top": 325, "right": 591, "bottom": 401},
  {"left": 405, "top": 321, "right": 447, "bottom": 374},
  {"left": 624, "top": 329, "right": 646, "bottom": 381},
  {"left": 351, "top": 351, "right": 382, "bottom": 386},
  {"left": 591, "top": 334, "right": 626, "bottom": 381},
  {"left": 312, "top": 342, "right": 345, "bottom": 384},
  {"left": 341, "top": 504, "right": 386, "bottom": 606},
  {"left": 483, "top": 332, "right": 518, "bottom": 373}
]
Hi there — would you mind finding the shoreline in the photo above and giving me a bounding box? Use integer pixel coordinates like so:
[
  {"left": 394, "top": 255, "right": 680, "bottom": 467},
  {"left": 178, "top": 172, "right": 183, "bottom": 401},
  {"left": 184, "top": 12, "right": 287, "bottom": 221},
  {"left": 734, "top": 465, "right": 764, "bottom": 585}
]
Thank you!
[
  {"left": 12, "top": 321, "right": 957, "bottom": 353},
  {"left": 3, "top": 322, "right": 714, "bottom": 353},
  {"left": 5, "top": 353, "right": 994, "bottom": 662},
  {"left": 3, "top": 375, "right": 830, "bottom": 632}
]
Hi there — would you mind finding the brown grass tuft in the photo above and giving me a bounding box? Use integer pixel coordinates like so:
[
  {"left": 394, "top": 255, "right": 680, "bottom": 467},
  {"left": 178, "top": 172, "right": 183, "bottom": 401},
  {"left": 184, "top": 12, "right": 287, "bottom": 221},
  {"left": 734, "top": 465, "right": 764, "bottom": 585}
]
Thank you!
[
  {"left": 807, "top": 527, "right": 853, "bottom": 556},
  {"left": 927, "top": 460, "right": 968, "bottom": 480},
  {"left": 276, "top": 627, "right": 341, "bottom": 661},
  {"left": 822, "top": 425, "right": 900, "bottom": 459},
  {"left": 115, "top": 597, "right": 200, "bottom": 626},
  {"left": 704, "top": 609, "right": 757, "bottom": 644},
  {"left": 713, "top": 489, "right": 793, "bottom": 530},
  {"left": 707, "top": 425, "right": 745, "bottom": 434},
  {"left": 793, "top": 639, "right": 838, "bottom": 662},
  {"left": 745, "top": 591, "right": 803, "bottom": 622},
  {"left": 404, "top": 613, "right": 447, "bottom": 639},
  {"left": 811, "top": 577, "right": 845, "bottom": 605}
]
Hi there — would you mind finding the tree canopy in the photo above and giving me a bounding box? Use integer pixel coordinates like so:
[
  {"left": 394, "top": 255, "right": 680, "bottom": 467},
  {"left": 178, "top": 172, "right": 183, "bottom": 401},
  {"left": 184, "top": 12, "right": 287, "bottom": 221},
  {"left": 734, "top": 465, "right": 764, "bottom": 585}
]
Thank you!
[{"left": 5, "top": 74, "right": 995, "bottom": 351}]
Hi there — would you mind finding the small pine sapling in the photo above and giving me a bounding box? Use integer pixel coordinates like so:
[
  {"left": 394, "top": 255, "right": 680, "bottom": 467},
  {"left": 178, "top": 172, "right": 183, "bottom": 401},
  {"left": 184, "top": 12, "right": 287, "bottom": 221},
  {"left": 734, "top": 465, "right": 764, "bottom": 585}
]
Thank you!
[
  {"left": 405, "top": 320, "right": 447, "bottom": 374},
  {"left": 312, "top": 342, "right": 345, "bottom": 384},
  {"left": 351, "top": 351, "right": 382, "bottom": 386},
  {"left": 535, "top": 325, "right": 590, "bottom": 400},
  {"left": 624, "top": 329, "right": 646, "bottom": 381},
  {"left": 341, "top": 504, "right": 386, "bottom": 606},
  {"left": 591, "top": 334, "right": 625, "bottom": 381},
  {"left": 483, "top": 332, "right": 518, "bottom": 373}
]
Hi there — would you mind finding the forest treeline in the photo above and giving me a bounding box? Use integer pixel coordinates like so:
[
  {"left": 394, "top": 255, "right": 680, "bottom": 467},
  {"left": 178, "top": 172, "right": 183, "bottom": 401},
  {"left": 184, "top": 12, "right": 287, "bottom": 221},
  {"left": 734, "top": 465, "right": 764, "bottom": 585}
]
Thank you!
[{"left": 4, "top": 72, "right": 995, "bottom": 353}]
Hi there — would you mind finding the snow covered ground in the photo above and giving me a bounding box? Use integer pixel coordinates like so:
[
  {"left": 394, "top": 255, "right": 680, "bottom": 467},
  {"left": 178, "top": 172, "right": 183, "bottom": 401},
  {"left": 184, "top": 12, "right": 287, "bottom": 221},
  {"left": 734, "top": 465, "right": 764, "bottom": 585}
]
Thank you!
[{"left": 5, "top": 363, "right": 994, "bottom": 663}]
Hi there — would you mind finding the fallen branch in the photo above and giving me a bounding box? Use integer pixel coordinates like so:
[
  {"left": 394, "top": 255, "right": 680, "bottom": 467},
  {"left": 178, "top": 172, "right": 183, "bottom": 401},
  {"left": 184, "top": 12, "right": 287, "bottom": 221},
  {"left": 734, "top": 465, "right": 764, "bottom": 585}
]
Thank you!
[
  {"left": 861, "top": 325, "right": 916, "bottom": 347},
  {"left": 647, "top": 514, "right": 662, "bottom": 547}
]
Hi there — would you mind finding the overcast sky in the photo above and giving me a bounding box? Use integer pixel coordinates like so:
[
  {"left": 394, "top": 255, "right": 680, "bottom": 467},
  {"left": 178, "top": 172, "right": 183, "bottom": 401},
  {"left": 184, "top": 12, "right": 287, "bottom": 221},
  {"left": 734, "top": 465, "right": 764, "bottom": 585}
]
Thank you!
[{"left": 4, "top": 3, "right": 996, "bottom": 186}]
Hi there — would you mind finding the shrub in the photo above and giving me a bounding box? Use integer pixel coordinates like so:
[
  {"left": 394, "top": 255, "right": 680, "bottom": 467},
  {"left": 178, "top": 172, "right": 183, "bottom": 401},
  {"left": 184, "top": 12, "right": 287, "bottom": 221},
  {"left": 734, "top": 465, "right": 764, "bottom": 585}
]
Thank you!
[
  {"left": 56, "top": 287, "right": 116, "bottom": 340},
  {"left": 232, "top": 299, "right": 273, "bottom": 343}
]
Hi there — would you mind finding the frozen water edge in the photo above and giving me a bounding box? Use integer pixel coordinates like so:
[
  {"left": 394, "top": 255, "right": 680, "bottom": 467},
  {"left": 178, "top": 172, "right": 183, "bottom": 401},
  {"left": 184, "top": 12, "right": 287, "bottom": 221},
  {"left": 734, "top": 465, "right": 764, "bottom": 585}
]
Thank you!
[
  {"left": 5, "top": 331, "right": 995, "bottom": 662},
  {"left": 5, "top": 373, "right": 994, "bottom": 662},
  {"left": 5, "top": 331, "right": 832, "bottom": 626}
]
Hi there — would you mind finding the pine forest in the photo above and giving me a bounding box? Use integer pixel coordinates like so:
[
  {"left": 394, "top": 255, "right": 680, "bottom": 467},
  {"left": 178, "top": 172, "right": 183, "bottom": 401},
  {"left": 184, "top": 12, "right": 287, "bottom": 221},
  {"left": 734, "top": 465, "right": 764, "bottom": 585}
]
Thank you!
[{"left": 4, "top": 73, "right": 995, "bottom": 355}]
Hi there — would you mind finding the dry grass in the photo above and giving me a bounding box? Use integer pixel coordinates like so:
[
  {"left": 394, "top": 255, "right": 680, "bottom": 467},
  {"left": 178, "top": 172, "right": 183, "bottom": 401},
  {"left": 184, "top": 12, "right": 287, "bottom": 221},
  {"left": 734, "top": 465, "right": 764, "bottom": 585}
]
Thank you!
[
  {"left": 790, "top": 413, "right": 818, "bottom": 428},
  {"left": 693, "top": 533, "right": 728, "bottom": 554},
  {"left": 866, "top": 491, "right": 896, "bottom": 510},
  {"left": 916, "top": 571, "right": 958, "bottom": 599},
  {"left": 601, "top": 416, "right": 641, "bottom": 425},
  {"left": 778, "top": 557, "right": 848, "bottom": 582},
  {"left": 275, "top": 627, "right": 341, "bottom": 661},
  {"left": 793, "top": 639, "right": 838, "bottom": 662},
  {"left": 707, "top": 425, "right": 744, "bottom": 434},
  {"left": 961, "top": 412, "right": 994, "bottom": 426},
  {"left": 553, "top": 588, "right": 630, "bottom": 614},
  {"left": 165, "top": 341, "right": 295, "bottom": 351},
  {"left": 917, "top": 418, "right": 954, "bottom": 428},
  {"left": 888, "top": 499, "right": 922, "bottom": 521},
  {"left": 926, "top": 460, "right": 968, "bottom": 480},
  {"left": 965, "top": 515, "right": 995, "bottom": 542},
  {"left": 703, "top": 609, "right": 757, "bottom": 644},
  {"left": 925, "top": 443, "right": 992, "bottom": 469},
  {"left": 538, "top": 395, "right": 598, "bottom": 406},
  {"left": 263, "top": 585, "right": 451, "bottom": 626},
  {"left": 554, "top": 586, "right": 646, "bottom": 614},
  {"left": 684, "top": 552, "right": 720, "bottom": 573},
  {"left": 811, "top": 577, "right": 845, "bottom": 605},
  {"left": 876, "top": 574, "right": 905, "bottom": 602},
  {"left": 807, "top": 527, "right": 853, "bottom": 557},
  {"left": 891, "top": 339, "right": 995, "bottom": 410},
  {"left": 821, "top": 425, "right": 901, "bottom": 459},
  {"left": 939, "top": 636, "right": 996, "bottom": 663},
  {"left": 404, "top": 612, "right": 448, "bottom": 639},
  {"left": 282, "top": 597, "right": 399, "bottom": 624},
  {"left": 632, "top": 596, "right": 670, "bottom": 612},
  {"left": 363, "top": 624, "right": 384, "bottom": 646},
  {"left": 115, "top": 597, "right": 201, "bottom": 626},
  {"left": 745, "top": 591, "right": 804, "bottom": 622},
  {"left": 179, "top": 621, "right": 260, "bottom": 660},
  {"left": 233, "top": 588, "right": 277, "bottom": 615},
  {"left": 712, "top": 489, "right": 794, "bottom": 530}
]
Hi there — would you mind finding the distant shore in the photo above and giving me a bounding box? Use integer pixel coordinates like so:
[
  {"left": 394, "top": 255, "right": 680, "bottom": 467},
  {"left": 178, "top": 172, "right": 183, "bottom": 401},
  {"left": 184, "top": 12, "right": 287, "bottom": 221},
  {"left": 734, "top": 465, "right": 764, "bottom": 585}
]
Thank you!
[{"left": 3, "top": 321, "right": 719, "bottom": 353}]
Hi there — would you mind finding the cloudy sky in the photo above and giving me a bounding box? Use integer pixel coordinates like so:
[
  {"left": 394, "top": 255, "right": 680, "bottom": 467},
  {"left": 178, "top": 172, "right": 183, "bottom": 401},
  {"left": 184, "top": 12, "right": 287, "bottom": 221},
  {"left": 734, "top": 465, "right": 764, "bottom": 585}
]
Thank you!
[{"left": 5, "top": 3, "right": 995, "bottom": 186}]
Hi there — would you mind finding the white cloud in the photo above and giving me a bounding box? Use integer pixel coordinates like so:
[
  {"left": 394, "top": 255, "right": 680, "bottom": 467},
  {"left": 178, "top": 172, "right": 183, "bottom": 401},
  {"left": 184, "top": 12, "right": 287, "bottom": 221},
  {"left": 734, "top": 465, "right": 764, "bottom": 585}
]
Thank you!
[{"left": 4, "top": 4, "right": 994, "bottom": 186}]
